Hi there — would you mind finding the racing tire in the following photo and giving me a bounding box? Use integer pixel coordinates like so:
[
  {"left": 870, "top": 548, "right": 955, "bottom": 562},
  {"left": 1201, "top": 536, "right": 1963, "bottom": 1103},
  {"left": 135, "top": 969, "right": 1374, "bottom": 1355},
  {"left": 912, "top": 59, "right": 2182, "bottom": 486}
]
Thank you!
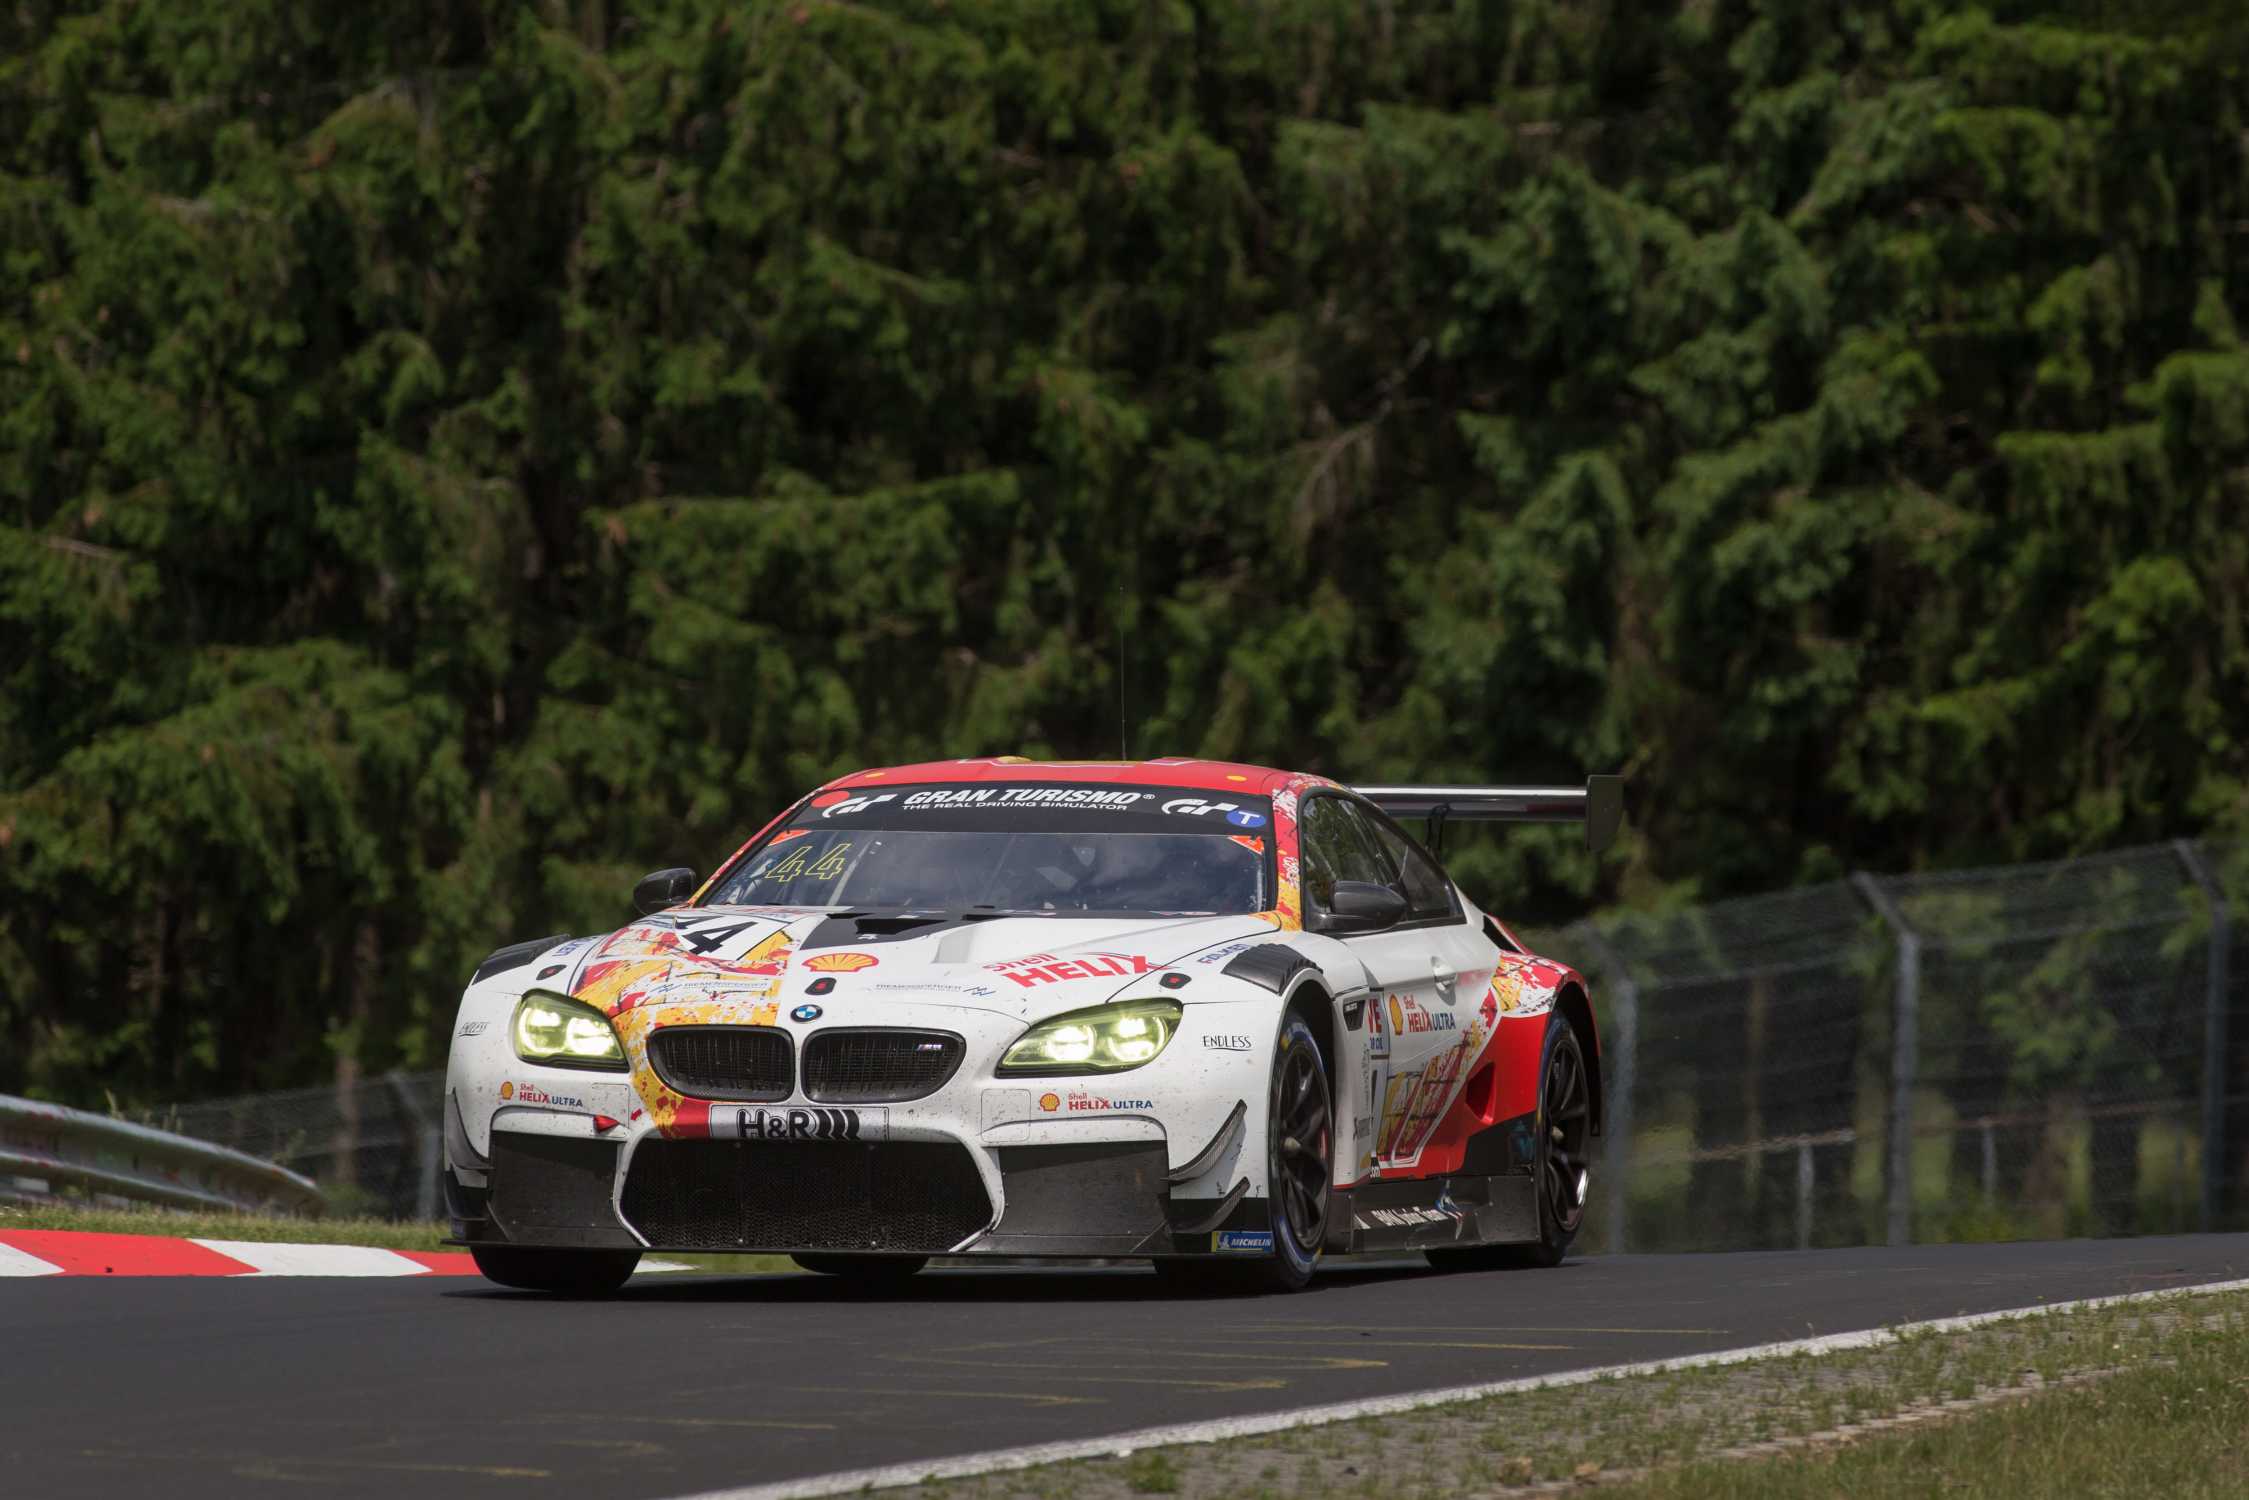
[
  {"left": 470, "top": 1244, "right": 641, "bottom": 1295},
  {"left": 1153, "top": 1009, "right": 1331, "bottom": 1295},
  {"left": 790, "top": 1253, "right": 928, "bottom": 1281},
  {"left": 1427, "top": 1013, "right": 1591, "bottom": 1272}
]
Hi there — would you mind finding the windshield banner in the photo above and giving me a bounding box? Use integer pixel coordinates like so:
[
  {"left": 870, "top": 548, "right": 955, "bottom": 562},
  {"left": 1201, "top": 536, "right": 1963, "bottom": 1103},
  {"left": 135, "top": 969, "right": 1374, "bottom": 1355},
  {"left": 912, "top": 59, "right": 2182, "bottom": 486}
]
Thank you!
[{"left": 793, "top": 783, "right": 1273, "bottom": 835}]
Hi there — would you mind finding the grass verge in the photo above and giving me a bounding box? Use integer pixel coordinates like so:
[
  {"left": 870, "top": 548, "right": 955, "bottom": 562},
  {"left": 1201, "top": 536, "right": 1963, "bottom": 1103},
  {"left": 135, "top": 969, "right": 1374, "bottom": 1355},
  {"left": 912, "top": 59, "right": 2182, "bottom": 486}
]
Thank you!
[
  {"left": 0, "top": 1202, "right": 456, "bottom": 1250},
  {"left": 892, "top": 1288, "right": 2249, "bottom": 1500}
]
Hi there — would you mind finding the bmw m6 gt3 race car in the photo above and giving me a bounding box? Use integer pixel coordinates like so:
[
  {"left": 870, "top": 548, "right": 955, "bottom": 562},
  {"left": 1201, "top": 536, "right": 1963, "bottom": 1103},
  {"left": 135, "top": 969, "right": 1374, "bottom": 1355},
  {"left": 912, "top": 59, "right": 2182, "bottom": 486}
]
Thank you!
[{"left": 443, "top": 758, "right": 1622, "bottom": 1294}]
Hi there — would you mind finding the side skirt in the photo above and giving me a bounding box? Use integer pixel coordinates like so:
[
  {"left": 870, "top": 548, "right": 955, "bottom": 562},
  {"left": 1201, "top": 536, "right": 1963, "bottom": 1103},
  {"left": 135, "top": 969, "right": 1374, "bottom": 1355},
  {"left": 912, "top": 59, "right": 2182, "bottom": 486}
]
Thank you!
[{"left": 1330, "top": 1172, "right": 1538, "bottom": 1254}]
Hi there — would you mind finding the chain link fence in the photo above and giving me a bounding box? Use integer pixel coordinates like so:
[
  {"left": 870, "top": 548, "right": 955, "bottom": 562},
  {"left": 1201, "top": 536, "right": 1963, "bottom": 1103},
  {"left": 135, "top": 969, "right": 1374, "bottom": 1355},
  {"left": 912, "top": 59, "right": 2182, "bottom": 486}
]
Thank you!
[
  {"left": 1550, "top": 838, "right": 2248, "bottom": 1253},
  {"left": 128, "top": 839, "right": 2247, "bottom": 1242},
  {"left": 132, "top": 1070, "right": 446, "bottom": 1222}
]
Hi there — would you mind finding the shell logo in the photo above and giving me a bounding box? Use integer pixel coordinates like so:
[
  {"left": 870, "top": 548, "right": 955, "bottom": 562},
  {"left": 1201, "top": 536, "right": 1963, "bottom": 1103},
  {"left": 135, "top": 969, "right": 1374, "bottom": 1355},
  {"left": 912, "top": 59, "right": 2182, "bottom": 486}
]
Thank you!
[
  {"left": 804, "top": 951, "right": 879, "bottom": 973},
  {"left": 498, "top": 1081, "right": 514, "bottom": 1100},
  {"left": 1039, "top": 1092, "right": 1061, "bottom": 1113}
]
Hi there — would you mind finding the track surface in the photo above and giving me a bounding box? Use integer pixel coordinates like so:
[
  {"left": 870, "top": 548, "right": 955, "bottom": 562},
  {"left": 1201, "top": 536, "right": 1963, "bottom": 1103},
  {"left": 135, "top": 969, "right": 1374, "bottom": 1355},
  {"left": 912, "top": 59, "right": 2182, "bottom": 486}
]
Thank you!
[{"left": 5, "top": 1234, "right": 2246, "bottom": 1500}]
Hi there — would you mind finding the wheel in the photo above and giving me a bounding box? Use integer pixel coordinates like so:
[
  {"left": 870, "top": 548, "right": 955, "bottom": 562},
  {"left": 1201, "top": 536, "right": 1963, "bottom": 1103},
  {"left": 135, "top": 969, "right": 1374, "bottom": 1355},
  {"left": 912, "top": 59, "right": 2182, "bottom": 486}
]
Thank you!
[
  {"left": 1154, "top": 1010, "right": 1331, "bottom": 1295},
  {"left": 1427, "top": 1014, "right": 1591, "bottom": 1271},
  {"left": 470, "top": 1244, "right": 640, "bottom": 1295},
  {"left": 790, "top": 1253, "right": 928, "bottom": 1281}
]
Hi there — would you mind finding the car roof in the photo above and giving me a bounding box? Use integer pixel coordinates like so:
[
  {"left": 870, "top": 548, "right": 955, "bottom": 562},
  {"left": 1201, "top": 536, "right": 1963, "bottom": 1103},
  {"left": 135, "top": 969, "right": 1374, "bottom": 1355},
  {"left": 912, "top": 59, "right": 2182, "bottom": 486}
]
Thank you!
[{"left": 817, "top": 757, "right": 1299, "bottom": 796}]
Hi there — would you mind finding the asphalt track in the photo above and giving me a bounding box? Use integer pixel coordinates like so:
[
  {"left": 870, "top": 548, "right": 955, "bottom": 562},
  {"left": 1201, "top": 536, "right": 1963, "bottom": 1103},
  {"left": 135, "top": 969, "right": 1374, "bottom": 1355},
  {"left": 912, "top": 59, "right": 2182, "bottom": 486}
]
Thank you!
[{"left": 5, "top": 1235, "right": 2248, "bottom": 1500}]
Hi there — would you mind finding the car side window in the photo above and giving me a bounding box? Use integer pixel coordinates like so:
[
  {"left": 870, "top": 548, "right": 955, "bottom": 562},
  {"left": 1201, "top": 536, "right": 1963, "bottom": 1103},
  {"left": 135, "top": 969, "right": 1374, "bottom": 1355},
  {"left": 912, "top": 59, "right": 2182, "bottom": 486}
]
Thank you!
[
  {"left": 1356, "top": 806, "right": 1460, "bottom": 924},
  {"left": 1298, "top": 795, "right": 1392, "bottom": 914}
]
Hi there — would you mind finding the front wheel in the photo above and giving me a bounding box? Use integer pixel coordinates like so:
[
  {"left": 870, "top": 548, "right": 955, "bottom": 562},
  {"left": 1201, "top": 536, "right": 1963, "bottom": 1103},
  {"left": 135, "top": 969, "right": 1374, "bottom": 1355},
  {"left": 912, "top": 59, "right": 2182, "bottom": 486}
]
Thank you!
[
  {"left": 471, "top": 1244, "right": 640, "bottom": 1295},
  {"left": 1155, "top": 1010, "right": 1331, "bottom": 1295},
  {"left": 1427, "top": 1013, "right": 1591, "bottom": 1271}
]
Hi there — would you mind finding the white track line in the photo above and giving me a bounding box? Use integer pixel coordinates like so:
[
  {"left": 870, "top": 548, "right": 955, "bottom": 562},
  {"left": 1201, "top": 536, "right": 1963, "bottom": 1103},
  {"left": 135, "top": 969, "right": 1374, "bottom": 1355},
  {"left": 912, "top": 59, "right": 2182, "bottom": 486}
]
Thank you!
[{"left": 662, "top": 1275, "right": 2249, "bottom": 1500}]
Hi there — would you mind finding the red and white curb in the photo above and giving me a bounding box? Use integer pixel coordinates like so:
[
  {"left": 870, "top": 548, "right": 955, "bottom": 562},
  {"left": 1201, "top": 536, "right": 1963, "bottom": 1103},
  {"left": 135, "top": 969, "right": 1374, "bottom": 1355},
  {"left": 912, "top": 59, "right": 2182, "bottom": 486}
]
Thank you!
[
  {"left": 0, "top": 1229, "right": 692, "bottom": 1278},
  {"left": 0, "top": 1230, "right": 477, "bottom": 1277}
]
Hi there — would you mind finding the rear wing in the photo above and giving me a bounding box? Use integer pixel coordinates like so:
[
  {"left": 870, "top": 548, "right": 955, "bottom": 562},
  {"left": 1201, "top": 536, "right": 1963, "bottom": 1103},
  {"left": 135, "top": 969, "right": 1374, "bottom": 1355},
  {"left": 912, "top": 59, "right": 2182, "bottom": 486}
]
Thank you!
[{"left": 1351, "top": 777, "right": 1624, "bottom": 856}]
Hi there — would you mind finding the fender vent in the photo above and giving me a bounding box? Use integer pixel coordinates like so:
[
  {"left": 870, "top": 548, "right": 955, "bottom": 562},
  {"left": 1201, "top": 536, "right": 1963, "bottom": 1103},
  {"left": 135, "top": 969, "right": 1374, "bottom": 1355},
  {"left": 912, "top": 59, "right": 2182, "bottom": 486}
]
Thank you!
[{"left": 1221, "top": 943, "right": 1317, "bottom": 993}]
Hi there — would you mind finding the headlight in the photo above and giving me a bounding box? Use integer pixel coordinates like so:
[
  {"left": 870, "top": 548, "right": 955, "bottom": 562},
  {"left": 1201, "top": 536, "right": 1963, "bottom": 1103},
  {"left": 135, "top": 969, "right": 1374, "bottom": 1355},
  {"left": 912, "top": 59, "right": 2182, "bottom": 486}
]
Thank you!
[
  {"left": 998, "top": 999, "right": 1183, "bottom": 1075},
  {"left": 511, "top": 990, "right": 628, "bottom": 1071}
]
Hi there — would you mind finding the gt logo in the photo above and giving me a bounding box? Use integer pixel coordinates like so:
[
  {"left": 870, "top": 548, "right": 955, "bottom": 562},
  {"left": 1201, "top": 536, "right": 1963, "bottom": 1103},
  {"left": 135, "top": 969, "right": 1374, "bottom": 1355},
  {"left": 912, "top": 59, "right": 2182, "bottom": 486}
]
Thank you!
[
  {"left": 1162, "top": 798, "right": 1267, "bottom": 828},
  {"left": 821, "top": 793, "right": 896, "bottom": 819},
  {"left": 721, "top": 1106, "right": 887, "bottom": 1142}
]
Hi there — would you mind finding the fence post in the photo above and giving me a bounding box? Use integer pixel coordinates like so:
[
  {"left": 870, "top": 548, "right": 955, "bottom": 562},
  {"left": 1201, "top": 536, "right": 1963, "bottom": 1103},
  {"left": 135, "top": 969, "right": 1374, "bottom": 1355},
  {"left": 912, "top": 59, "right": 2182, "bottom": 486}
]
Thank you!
[
  {"left": 387, "top": 1070, "right": 442, "bottom": 1224},
  {"left": 1795, "top": 1139, "right": 1814, "bottom": 1252},
  {"left": 2173, "top": 840, "right": 2230, "bottom": 1233},
  {"left": 1853, "top": 873, "right": 1920, "bottom": 1247},
  {"left": 1577, "top": 923, "right": 1637, "bottom": 1256}
]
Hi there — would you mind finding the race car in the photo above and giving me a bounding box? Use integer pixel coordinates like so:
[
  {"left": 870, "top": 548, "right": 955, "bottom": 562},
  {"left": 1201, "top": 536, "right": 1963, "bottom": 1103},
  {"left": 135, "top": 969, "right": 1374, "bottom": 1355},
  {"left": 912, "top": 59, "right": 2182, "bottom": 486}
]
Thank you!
[{"left": 442, "top": 758, "right": 1621, "bottom": 1294}]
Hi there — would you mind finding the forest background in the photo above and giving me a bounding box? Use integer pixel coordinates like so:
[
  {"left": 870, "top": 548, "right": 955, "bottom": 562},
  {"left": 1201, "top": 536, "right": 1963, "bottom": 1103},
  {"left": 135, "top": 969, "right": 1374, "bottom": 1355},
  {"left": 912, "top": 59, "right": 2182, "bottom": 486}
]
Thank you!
[{"left": 3, "top": 0, "right": 2247, "bottom": 1111}]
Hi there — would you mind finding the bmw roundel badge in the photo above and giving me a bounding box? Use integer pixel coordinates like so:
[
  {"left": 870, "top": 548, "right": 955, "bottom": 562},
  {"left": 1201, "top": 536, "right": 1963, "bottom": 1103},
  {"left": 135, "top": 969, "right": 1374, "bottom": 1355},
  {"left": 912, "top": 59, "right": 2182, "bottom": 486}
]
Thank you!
[{"left": 790, "top": 1003, "right": 823, "bottom": 1023}]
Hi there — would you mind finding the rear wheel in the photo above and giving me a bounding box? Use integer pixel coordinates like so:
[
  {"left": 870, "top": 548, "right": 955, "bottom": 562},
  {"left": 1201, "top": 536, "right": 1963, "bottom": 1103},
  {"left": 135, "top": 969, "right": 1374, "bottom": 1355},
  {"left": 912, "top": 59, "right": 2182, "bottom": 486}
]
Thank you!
[
  {"left": 471, "top": 1244, "right": 640, "bottom": 1295},
  {"left": 1153, "top": 1010, "right": 1331, "bottom": 1295},
  {"left": 790, "top": 1253, "right": 928, "bottom": 1281},
  {"left": 1427, "top": 1014, "right": 1591, "bottom": 1271}
]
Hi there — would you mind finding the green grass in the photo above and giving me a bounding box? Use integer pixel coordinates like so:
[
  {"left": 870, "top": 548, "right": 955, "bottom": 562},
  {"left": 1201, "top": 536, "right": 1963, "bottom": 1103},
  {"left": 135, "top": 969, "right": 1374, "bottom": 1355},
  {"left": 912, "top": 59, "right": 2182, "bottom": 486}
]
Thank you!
[
  {"left": 1603, "top": 1317, "right": 2249, "bottom": 1498},
  {"left": 0, "top": 1202, "right": 454, "bottom": 1250},
  {"left": 890, "top": 1290, "right": 2249, "bottom": 1500}
]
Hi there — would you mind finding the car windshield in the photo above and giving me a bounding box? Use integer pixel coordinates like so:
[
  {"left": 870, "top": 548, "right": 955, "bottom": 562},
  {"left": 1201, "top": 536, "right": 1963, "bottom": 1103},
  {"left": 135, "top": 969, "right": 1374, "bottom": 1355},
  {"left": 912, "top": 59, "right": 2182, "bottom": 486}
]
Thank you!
[{"left": 704, "top": 782, "right": 1274, "bottom": 915}]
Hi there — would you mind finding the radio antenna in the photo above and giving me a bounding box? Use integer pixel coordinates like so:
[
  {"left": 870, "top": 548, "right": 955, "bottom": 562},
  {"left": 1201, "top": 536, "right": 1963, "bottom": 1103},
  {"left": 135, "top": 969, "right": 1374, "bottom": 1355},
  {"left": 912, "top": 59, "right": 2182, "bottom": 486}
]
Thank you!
[{"left": 1116, "top": 583, "right": 1130, "bottom": 760}]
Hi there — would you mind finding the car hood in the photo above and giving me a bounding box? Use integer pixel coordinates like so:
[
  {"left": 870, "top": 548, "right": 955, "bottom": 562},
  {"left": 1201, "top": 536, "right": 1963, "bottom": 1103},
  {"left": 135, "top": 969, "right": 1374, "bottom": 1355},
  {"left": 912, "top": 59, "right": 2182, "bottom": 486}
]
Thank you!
[{"left": 550, "top": 906, "right": 1286, "bottom": 1024}]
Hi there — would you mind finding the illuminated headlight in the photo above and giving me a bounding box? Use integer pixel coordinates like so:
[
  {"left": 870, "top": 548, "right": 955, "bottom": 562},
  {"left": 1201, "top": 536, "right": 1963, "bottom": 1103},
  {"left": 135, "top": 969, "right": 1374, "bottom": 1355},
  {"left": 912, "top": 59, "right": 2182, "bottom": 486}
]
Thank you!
[
  {"left": 511, "top": 991, "right": 627, "bottom": 1071},
  {"left": 998, "top": 999, "right": 1183, "bottom": 1075}
]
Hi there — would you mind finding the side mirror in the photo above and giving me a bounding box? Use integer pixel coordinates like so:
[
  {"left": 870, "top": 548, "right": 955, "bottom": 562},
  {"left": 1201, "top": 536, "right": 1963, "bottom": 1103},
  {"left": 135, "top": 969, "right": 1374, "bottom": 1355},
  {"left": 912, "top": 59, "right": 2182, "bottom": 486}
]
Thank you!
[
  {"left": 1315, "top": 880, "right": 1407, "bottom": 935},
  {"left": 634, "top": 867, "right": 697, "bottom": 915}
]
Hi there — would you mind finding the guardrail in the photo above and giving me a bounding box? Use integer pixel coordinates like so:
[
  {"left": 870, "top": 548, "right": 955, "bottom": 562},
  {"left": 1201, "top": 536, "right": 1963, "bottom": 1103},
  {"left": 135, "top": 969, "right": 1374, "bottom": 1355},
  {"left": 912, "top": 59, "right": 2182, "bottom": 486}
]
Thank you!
[{"left": 0, "top": 1093, "right": 325, "bottom": 1217}]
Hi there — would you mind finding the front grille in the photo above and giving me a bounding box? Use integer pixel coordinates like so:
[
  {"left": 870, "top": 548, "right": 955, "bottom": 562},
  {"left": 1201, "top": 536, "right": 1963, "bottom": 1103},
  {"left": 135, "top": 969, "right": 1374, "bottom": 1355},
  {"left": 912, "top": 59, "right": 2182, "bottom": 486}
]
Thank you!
[
  {"left": 621, "top": 1140, "right": 993, "bottom": 1252},
  {"left": 648, "top": 1026, "right": 792, "bottom": 1102},
  {"left": 802, "top": 1029, "right": 964, "bottom": 1103}
]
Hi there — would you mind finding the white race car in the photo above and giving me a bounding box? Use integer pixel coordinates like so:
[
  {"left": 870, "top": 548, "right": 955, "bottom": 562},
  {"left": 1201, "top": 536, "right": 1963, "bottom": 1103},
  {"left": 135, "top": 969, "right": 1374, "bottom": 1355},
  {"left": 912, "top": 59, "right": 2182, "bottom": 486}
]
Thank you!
[{"left": 443, "top": 758, "right": 1620, "bottom": 1293}]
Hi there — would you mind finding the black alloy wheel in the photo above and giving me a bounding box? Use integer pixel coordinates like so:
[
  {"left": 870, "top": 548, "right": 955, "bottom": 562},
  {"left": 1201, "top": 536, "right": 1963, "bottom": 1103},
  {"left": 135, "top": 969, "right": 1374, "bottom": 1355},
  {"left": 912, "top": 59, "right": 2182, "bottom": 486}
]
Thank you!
[
  {"left": 1150, "top": 1009, "right": 1331, "bottom": 1295},
  {"left": 1428, "top": 1014, "right": 1591, "bottom": 1272},
  {"left": 1534, "top": 1017, "right": 1593, "bottom": 1254},
  {"left": 471, "top": 1244, "right": 641, "bottom": 1296},
  {"left": 1269, "top": 1011, "right": 1333, "bottom": 1273}
]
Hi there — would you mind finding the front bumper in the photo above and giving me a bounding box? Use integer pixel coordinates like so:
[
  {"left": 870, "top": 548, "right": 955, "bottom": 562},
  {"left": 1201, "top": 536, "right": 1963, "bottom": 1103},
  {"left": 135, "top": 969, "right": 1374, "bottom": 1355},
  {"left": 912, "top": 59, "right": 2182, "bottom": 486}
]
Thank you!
[{"left": 446, "top": 1116, "right": 1272, "bottom": 1258}]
